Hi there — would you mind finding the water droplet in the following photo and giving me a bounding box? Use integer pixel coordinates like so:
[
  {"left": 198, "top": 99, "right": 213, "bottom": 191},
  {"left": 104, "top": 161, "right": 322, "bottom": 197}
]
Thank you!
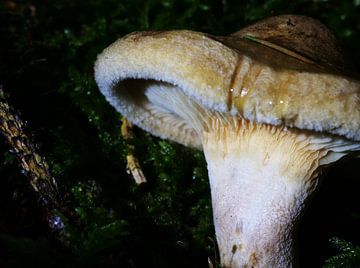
[
  {"left": 240, "top": 87, "right": 248, "bottom": 97},
  {"left": 227, "top": 88, "right": 234, "bottom": 111},
  {"left": 48, "top": 214, "right": 65, "bottom": 231}
]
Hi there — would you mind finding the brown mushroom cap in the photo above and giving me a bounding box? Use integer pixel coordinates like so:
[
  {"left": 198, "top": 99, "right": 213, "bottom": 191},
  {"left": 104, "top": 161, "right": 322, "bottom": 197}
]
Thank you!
[
  {"left": 94, "top": 15, "right": 360, "bottom": 148},
  {"left": 231, "top": 15, "right": 349, "bottom": 72}
]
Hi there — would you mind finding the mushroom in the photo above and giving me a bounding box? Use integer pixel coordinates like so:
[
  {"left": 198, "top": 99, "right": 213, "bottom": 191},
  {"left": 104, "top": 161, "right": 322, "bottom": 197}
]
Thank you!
[{"left": 94, "top": 15, "right": 360, "bottom": 267}]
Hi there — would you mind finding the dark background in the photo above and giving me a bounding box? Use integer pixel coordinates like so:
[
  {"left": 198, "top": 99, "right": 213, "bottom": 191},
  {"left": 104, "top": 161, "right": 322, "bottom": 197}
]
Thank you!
[{"left": 0, "top": 0, "right": 359, "bottom": 267}]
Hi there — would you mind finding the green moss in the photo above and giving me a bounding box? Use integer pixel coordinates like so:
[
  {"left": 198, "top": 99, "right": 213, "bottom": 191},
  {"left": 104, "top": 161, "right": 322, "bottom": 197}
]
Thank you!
[{"left": 324, "top": 237, "right": 360, "bottom": 267}]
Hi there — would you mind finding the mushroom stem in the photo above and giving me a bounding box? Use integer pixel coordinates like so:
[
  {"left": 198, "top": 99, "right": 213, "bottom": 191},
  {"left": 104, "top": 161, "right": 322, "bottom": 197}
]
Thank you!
[
  {"left": 144, "top": 85, "right": 358, "bottom": 267},
  {"left": 202, "top": 119, "right": 326, "bottom": 267}
]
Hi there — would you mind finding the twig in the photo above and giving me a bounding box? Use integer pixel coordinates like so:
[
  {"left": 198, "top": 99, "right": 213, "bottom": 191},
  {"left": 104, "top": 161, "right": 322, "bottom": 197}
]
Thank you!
[
  {"left": 121, "top": 117, "right": 147, "bottom": 184},
  {"left": 0, "top": 84, "right": 79, "bottom": 244}
]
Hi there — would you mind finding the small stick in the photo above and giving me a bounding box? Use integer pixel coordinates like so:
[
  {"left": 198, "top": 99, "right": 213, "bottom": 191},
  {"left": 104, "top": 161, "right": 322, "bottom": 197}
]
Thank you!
[
  {"left": 0, "top": 84, "right": 80, "bottom": 243},
  {"left": 0, "top": 86, "right": 60, "bottom": 204},
  {"left": 121, "top": 117, "right": 147, "bottom": 184}
]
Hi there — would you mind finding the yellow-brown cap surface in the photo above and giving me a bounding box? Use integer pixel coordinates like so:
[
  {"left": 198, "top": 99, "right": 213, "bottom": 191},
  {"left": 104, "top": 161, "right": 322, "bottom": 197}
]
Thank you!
[{"left": 95, "top": 17, "right": 360, "bottom": 148}]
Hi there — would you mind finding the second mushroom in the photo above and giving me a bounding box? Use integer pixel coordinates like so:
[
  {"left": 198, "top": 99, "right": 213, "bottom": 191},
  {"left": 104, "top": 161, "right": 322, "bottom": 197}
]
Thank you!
[{"left": 95, "top": 15, "right": 360, "bottom": 267}]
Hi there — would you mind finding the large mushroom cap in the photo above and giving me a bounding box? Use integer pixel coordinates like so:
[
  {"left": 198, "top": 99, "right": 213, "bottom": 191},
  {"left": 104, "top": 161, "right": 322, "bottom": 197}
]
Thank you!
[{"left": 95, "top": 15, "right": 360, "bottom": 148}]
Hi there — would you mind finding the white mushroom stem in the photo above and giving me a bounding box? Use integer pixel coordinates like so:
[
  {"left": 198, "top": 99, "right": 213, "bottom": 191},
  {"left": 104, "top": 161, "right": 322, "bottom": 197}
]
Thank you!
[
  {"left": 203, "top": 119, "right": 324, "bottom": 267},
  {"left": 145, "top": 84, "right": 359, "bottom": 267}
]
